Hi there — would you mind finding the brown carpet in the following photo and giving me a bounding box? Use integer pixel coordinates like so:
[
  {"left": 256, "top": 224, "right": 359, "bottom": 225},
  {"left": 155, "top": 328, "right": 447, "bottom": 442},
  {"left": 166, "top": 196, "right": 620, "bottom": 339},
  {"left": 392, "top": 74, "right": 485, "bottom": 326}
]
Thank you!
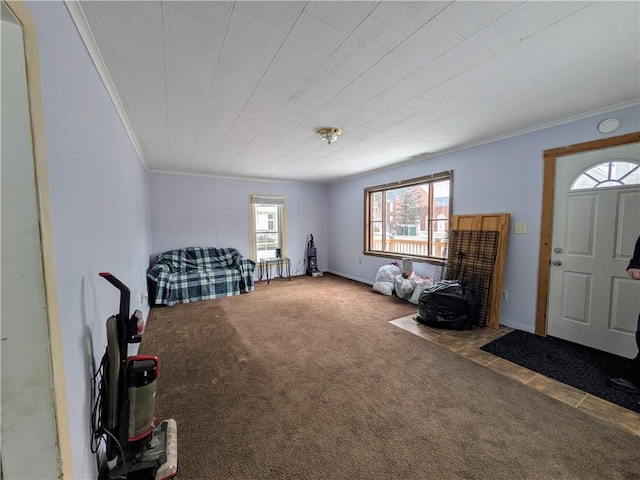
[{"left": 141, "top": 274, "right": 640, "bottom": 480}]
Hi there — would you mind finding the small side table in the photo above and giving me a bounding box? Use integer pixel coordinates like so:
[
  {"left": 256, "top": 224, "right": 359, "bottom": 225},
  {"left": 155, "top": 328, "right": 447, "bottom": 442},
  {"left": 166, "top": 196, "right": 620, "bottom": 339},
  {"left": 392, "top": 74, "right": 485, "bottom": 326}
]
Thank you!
[{"left": 259, "top": 257, "right": 291, "bottom": 284}]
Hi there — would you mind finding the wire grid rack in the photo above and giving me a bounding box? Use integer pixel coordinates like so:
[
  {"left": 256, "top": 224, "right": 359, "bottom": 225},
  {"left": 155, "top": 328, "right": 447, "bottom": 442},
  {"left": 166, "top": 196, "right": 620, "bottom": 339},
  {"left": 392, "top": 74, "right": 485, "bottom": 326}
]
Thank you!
[{"left": 436, "top": 230, "right": 500, "bottom": 327}]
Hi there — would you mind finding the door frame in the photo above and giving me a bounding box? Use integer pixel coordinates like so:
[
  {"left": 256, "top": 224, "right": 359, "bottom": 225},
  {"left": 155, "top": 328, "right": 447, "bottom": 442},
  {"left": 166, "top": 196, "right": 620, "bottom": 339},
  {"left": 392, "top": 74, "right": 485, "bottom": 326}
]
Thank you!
[
  {"left": 535, "top": 131, "right": 640, "bottom": 336},
  {"left": 3, "top": 1, "right": 73, "bottom": 476}
]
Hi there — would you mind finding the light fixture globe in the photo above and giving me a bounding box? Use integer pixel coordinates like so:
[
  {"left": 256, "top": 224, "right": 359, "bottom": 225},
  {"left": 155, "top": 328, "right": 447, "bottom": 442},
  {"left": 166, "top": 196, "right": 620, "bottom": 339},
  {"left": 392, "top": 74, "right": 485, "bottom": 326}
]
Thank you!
[{"left": 317, "top": 127, "right": 342, "bottom": 145}]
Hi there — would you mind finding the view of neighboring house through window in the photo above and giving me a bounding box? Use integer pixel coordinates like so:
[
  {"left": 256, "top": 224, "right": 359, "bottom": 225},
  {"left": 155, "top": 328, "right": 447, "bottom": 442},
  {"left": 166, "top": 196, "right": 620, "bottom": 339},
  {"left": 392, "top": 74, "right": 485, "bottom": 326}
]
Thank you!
[
  {"left": 250, "top": 195, "right": 285, "bottom": 261},
  {"left": 364, "top": 171, "right": 452, "bottom": 261}
]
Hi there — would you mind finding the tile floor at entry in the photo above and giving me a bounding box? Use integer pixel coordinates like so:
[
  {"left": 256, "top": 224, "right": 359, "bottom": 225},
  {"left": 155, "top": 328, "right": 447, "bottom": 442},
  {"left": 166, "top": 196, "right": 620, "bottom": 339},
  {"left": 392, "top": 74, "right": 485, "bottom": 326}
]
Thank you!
[{"left": 390, "top": 315, "right": 640, "bottom": 437}]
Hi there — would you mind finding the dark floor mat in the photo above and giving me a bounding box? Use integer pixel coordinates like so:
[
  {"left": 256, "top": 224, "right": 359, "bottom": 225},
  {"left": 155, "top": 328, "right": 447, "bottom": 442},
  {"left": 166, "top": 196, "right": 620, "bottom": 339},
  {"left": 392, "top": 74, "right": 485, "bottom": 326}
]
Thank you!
[{"left": 481, "top": 330, "right": 639, "bottom": 412}]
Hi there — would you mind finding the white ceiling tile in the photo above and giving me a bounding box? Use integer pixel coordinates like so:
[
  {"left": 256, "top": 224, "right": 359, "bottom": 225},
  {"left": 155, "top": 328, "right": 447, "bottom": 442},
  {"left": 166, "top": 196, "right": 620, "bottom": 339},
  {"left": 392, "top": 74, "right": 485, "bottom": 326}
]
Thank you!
[
  {"left": 326, "top": 64, "right": 405, "bottom": 113},
  {"left": 105, "top": 45, "right": 166, "bottom": 111},
  {"left": 418, "top": 57, "right": 513, "bottom": 104},
  {"left": 498, "top": 1, "right": 592, "bottom": 40},
  {"left": 496, "top": 58, "right": 554, "bottom": 89},
  {"left": 163, "top": 5, "right": 226, "bottom": 60},
  {"left": 259, "top": 17, "right": 406, "bottom": 128},
  {"left": 188, "top": 9, "right": 294, "bottom": 171},
  {"left": 557, "top": 1, "right": 640, "bottom": 42},
  {"left": 212, "top": 14, "right": 350, "bottom": 168},
  {"left": 303, "top": 1, "right": 378, "bottom": 33},
  {"left": 445, "top": 23, "right": 519, "bottom": 68},
  {"left": 423, "top": 99, "right": 467, "bottom": 120},
  {"left": 495, "top": 26, "right": 572, "bottom": 69},
  {"left": 326, "top": 20, "right": 465, "bottom": 112},
  {"left": 400, "top": 112, "right": 439, "bottom": 129},
  {"left": 163, "top": 1, "right": 233, "bottom": 27},
  {"left": 614, "top": 17, "right": 640, "bottom": 49},
  {"left": 545, "top": 28, "right": 637, "bottom": 74},
  {"left": 88, "top": 1, "right": 163, "bottom": 53},
  {"left": 560, "top": 83, "right": 628, "bottom": 112},
  {"left": 234, "top": 1, "right": 305, "bottom": 30},
  {"left": 371, "top": 1, "right": 451, "bottom": 35},
  {"left": 435, "top": 1, "right": 522, "bottom": 38},
  {"left": 392, "top": 19, "right": 465, "bottom": 67},
  {"left": 375, "top": 56, "right": 467, "bottom": 105},
  {"left": 165, "top": 53, "right": 213, "bottom": 105}
]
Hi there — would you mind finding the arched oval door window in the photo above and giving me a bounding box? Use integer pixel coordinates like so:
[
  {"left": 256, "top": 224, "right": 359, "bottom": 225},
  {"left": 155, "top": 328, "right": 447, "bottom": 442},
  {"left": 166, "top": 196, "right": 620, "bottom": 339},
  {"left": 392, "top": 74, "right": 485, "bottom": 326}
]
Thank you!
[{"left": 570, "top": 160, "right": 640, "bottom": 190}]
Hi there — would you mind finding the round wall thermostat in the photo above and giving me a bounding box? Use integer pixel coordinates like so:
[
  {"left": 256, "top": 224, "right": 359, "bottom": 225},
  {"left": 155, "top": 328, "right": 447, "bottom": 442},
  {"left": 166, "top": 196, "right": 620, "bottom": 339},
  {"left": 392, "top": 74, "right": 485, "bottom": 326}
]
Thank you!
[{"left": 597, "top": 118, "right": 620, "bottom": 134}]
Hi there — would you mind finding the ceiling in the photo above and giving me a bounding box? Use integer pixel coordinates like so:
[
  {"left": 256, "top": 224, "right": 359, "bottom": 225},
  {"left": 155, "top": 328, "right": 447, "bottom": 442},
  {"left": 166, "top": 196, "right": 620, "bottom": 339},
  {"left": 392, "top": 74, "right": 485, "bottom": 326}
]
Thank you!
[{"left": 73, "top": 1, "right": 640, "bottom": 184}]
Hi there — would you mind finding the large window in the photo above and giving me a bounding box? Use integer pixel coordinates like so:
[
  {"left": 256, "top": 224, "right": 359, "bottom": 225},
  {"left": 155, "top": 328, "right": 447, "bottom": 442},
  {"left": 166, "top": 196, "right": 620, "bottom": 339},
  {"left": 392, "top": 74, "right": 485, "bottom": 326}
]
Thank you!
[
  {"left": 250, "top": 195, "right": 285, "bottom": 261},
  {"left": 364, "top": 171, "right": 452, "bottom": 261}
]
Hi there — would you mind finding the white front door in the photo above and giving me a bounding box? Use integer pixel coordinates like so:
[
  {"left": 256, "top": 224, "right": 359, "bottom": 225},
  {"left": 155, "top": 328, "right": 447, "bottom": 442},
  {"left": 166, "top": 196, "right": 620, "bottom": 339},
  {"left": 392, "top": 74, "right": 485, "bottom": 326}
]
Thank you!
[{"left": 547, "top": 143, "right": 640, "bottom": 359}]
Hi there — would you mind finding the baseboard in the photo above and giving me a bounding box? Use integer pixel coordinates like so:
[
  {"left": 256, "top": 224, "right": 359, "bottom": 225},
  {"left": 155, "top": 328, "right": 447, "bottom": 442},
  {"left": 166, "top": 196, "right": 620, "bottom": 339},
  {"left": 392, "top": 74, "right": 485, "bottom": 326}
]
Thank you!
[
  {"left": 326, "top": 270, "right": 373, "bottom": 286},
  {"left": 499, "top": 318, "right": 534, "bottom": 333}
]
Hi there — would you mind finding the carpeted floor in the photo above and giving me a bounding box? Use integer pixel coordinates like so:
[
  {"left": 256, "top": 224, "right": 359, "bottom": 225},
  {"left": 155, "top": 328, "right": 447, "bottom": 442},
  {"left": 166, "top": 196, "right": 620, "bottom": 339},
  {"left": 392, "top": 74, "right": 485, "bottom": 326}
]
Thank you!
[
  {"left": 481, "top": 329, "right": 639, "bottom": 412},
  {"left": 141, "top": 274, "right": 640, "bottom": 479}
]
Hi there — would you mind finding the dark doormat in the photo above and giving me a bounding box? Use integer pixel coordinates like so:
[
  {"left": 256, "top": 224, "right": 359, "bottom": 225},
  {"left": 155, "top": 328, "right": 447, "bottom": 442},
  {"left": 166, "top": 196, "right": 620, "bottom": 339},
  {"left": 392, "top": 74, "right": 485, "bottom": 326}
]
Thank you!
[{"left": 480, "top": 329, "right": 639, "bottom": 412}]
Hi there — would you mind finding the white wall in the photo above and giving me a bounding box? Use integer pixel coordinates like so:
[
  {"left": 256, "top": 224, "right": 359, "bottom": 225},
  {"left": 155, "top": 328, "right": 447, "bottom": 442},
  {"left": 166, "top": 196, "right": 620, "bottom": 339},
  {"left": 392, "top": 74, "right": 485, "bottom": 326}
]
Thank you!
[
  {"left": 149, "top": 173, "right": 328, "bottom": 275},
  {"left": 328, "top": 105, "right": 640, "bottom": 332},
  {"left": 25, "top": 1, "right": 153, "bottom": 478},
  {"left": 1, "top": 10, "right": 60, "bottom": 478}
]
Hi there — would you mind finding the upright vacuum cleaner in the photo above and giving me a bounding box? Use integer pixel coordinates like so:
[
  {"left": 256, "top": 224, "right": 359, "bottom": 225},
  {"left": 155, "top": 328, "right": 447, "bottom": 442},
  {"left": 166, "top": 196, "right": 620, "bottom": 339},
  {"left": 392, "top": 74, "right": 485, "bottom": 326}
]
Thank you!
[
  {"left": 306, "top": 234, "right": 323, "bottom": 277},
  {"left": 94, "top": 273, "right": 177, "bottom": 480}
]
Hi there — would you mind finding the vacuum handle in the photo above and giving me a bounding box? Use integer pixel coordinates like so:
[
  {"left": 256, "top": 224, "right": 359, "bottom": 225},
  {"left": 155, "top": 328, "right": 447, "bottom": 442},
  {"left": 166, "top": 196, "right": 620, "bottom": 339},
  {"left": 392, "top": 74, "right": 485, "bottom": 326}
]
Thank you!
[{"left": 99, "top": 272, "right": 130, "bottom": 324}]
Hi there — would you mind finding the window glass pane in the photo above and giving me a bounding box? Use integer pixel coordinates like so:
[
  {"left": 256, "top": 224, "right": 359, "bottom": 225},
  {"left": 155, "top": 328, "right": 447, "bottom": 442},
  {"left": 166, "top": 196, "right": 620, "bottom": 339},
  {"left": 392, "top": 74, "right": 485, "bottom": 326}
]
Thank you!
[
  {"left": 433, "top": 180, "right": 450, "bottom": 219},
  {"left": 386, "top": 184, "right": 430, "bottom": 256},
  {"left": 621, "top": 167, "right": 640, "bottom": 185},
  {"left": 584, "top": 164, "right": 609, "bottom": 182},
  {"left": 571, "top": 175, "right": 598, "bottom": 190},
  {"left": 429, "top": 220, "right": 449, "bottom": 257},
  {"left": 610, "top": 161, "right": 635, "bottom": 180},
  {"left": 614, "top": 162, "right": 640, "bottom": 185},
  {"left": 371, "top": 191, "right": 382, "bottom": 222},
  {"left": 370, "top": 221, "right": 383, "bottom": 251}
]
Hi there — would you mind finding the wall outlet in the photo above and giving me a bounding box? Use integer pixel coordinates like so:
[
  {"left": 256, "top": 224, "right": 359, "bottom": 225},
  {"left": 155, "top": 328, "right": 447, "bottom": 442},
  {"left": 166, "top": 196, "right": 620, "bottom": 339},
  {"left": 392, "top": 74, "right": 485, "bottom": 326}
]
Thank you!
[
  {"left": 141, "top": 291, "right": 148, "bottom": 303},
  {"left": 358, "top": 257, "right": 362, "bottom": 264},
  {"left": 501, "top": 290, "right": 508, "bottom": 300}
]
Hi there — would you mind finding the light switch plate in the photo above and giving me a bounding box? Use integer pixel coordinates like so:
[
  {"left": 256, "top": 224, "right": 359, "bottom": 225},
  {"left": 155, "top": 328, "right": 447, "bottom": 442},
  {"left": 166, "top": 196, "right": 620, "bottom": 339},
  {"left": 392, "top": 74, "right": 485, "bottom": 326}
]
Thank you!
[{"left": 514, "top": 222, "right": 528, "bottom": 234}]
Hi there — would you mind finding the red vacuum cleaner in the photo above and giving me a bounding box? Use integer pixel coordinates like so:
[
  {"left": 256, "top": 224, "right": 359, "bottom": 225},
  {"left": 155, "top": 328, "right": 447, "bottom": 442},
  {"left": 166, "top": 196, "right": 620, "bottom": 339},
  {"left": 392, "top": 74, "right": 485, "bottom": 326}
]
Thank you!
[{"left": 93, "top": 273, "right": 177, "bottom": 480}]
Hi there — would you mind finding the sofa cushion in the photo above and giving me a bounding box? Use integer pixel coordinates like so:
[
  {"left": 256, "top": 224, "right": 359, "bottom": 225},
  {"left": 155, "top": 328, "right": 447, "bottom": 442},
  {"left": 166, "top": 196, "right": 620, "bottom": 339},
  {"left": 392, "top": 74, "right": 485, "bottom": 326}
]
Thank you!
[{"left": 169, "top": 268, "right": 241, "bottom": 305}]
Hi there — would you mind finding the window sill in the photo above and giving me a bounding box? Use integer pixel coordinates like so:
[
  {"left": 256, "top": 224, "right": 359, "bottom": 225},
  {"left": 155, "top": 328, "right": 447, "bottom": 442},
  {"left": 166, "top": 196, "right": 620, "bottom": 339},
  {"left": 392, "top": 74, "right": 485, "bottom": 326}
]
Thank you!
[{"left": 363, "top": 251, "right": 446, "bottom": 267}]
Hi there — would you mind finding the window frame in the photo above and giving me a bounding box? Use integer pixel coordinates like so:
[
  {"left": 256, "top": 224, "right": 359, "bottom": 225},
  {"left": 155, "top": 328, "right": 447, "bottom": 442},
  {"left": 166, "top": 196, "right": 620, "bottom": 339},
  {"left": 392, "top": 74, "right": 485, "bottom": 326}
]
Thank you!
[
  {"left": 363, "top": 171, "right": 453, "bottom": 263},
  {"left": 570, "top": 160, "right": 640, "bottom": 191},
  {"left": 249, "top": 194, "right": 286, "bottom": 262}
]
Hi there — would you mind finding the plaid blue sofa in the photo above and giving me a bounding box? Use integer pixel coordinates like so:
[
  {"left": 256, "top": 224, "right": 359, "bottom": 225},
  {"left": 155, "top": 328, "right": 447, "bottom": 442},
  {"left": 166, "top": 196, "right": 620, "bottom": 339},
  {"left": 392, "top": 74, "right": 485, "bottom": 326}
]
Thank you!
[{"left": 147, "top": 247, "right": 255, "bottom": 306}]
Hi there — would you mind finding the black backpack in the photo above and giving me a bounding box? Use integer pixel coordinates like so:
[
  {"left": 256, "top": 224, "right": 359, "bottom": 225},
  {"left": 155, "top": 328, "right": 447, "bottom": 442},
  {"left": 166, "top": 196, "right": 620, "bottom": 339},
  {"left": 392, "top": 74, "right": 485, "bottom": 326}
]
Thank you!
[{"left": 415, "top": 279, "right": 476, "bottom": 330}]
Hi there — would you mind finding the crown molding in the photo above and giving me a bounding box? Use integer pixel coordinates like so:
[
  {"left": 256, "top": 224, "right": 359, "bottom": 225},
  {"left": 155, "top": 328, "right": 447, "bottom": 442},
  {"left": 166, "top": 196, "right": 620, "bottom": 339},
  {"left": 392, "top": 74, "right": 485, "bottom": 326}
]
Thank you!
[{"left": 64, "top": 0, "right": 148, "bottom": 170}]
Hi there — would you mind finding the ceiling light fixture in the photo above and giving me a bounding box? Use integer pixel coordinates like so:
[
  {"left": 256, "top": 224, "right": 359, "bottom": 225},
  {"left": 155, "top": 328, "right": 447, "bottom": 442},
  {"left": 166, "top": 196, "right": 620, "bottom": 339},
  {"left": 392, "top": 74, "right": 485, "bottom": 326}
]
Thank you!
[{"left": 317, "top": 127, "right": 342, "bottom": 145}]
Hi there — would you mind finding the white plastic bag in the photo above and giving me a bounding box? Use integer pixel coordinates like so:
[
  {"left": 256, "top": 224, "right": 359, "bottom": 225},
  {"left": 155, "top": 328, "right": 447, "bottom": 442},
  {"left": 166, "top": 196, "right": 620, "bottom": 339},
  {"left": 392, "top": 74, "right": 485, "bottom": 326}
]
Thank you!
[
  {"left": 409, "top": 277, "right": 434, "bottom": 305},
  {"left": 395, "top": 275, "right": 416, "bottom": 300},
  {"left": 372, "top": 264, "right": 401, "bottom": 296}
]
